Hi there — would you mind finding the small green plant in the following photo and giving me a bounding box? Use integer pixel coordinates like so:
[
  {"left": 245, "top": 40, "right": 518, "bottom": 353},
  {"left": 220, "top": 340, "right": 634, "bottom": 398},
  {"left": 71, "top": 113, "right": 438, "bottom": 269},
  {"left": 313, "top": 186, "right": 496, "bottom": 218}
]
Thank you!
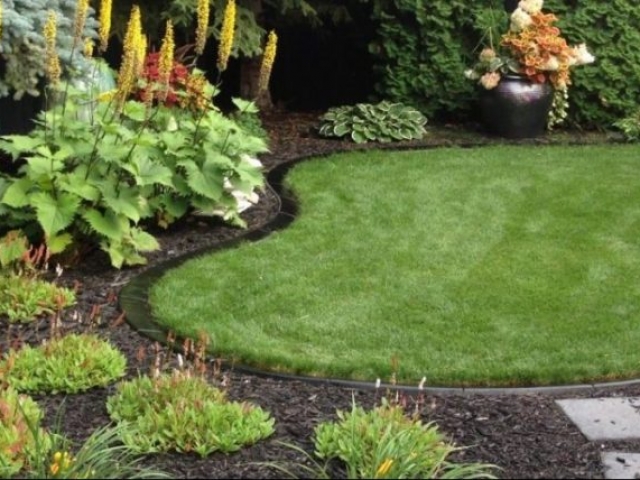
[
  {"left": 0, "top": 230, "right": 76, "bottom": 323},
  {"left": 1, "top": 333, "right": 127, "bottom": 394},
  {"left": 106, "top": 370, "right": 275, "bottom": 456},
  {"left": 613, "top": 109, "right": 640, "bottom": 141},
  {"left": 313, "top": 398, "right": 497, "bottom": 479},
  {"left": 318, "top": 101, "right": 427, "bottom": 144},
  {"left": 22, "top": 420, "right": 171, "bottom": 479},
  {"left": 0, "top": 386, "right": 52, "bottom": 477},
  {"left": 0, "top": 274, "right": 75, "bottom": 323}
]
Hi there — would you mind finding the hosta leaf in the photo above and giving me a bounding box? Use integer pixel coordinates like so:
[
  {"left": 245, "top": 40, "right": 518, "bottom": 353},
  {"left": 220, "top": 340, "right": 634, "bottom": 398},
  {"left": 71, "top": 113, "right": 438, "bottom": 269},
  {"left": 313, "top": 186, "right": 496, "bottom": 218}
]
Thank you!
[{"left": 31, "top": 192, "right": 80, "bottom": 237}]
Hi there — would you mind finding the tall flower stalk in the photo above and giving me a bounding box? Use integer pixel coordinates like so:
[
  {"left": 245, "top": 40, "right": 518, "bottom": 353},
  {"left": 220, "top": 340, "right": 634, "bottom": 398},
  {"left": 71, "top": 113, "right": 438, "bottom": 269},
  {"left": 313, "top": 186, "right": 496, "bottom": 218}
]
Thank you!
[
  {"left": 195, "top": 0, "right": 210, "bottom": 56},
  {"left": 116, "top": 5, "right": 143, "bottom": 109},
  {"left": 258, "top": 30, "right": 278, "bottom": 95},
  {"left": 99, "top": 0, "right": 113, "bottom": 53},
  {"left": 44, "top": 11, "right": 61, "bottom": 87},
  {"left": 217, "top": 0, "right": 236, "bottom": 74},
  {"left": 158, "top": 20, "right": 175, "bottom": 102}
]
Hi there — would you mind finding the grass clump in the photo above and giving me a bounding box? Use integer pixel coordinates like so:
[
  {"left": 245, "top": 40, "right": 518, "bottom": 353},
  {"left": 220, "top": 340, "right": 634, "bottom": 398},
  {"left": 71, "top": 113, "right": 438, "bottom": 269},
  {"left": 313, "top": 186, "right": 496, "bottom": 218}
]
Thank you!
[
  {"left": 313, "top": 399, "right": 496, "bottom": 479},
  {"left": 1, "top": 333, "right": 127, "bottom": 394},
  {"left": 22, "top": 421, "right": 171, "bottom": 480},
  {"left": 0, "top": 386, "right": 51, "bottom": 477}
]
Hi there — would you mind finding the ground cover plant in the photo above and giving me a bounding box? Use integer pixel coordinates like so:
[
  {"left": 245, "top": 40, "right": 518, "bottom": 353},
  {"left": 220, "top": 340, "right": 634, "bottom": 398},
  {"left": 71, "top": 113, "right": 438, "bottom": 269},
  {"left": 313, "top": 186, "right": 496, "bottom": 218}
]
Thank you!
[{"left": 150, "top": 144, "right": 640, "bottom": 387}]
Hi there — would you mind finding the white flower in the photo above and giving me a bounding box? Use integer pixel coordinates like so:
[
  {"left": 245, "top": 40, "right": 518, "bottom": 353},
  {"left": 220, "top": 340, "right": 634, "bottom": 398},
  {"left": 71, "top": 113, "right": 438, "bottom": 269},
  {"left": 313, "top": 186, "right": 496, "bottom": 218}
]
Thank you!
[
  {"left": 464, "top": 68, "right": 480, "bottom": 80},
  {"left": 510, "top": 7, "right": 533, "bottom": 32},
  {"left": 541, "top": 55, "right": 560, "bottom": 71},
  {"left": 571, "top": 43, "right": 595, "bottom": 65},
  {"left": 480, "top": 72, "right": 501, "bottom": 90},
  {"left": 518, "top": 0, "right": 543, "bottom": 14}
]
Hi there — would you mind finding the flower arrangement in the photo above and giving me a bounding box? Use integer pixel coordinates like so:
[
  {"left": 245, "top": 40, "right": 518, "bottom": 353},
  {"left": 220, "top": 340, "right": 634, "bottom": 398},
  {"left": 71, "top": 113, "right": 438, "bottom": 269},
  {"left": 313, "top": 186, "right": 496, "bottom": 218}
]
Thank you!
[{"left": 466, "top": 0, "right": 595, "bottom": 127}]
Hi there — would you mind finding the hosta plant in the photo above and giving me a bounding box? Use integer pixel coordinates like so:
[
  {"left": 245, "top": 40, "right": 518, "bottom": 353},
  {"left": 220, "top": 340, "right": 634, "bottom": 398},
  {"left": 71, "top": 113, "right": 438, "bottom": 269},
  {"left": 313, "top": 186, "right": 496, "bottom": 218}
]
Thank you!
[
  {"left": 318, "top": 101, "right": 427, "bottom": 144},
  {"left": 106, "top": 370, "right": 275, "bottom": 456},
  {"left": 1, "top": 333, "right": 127, "bottom": 394},
  {"left": 0, "top": 386, "right": 52, "bottom": 477}
]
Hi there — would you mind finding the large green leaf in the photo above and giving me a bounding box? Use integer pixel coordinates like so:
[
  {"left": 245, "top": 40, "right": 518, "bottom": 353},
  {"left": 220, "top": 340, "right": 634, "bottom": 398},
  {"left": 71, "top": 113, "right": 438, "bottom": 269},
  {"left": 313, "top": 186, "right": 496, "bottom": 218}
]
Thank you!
[
  {"left": 31, "top": 192, "right": 80, "bottom": 237},
  {"left": 82, "top": 209, "right": 124, "bottom": 241},
  {"left": 100, "top": 186, "right": 143, "bottom": 223},
  {"left": 46, "top": 232, "right": 73, "bottom": 254},
  {"left": 182, "top": 160, "right": 224, "bottom": 201},
  {"left": 2, "top": 178, "right": 32, "bottom": 208},
  {"left": 124, "top": 156, "right": 174, "bottom": 188},
  {"left": 58, "top": 170, "right": 101, "bottom": 202}
]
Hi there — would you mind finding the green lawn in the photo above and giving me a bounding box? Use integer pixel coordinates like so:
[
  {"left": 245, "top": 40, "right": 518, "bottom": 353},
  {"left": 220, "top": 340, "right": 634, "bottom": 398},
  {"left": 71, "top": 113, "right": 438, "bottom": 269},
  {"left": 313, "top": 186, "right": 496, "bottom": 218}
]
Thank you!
[{"left": 149, "top": 145, "right": 640, "bottom": 387}]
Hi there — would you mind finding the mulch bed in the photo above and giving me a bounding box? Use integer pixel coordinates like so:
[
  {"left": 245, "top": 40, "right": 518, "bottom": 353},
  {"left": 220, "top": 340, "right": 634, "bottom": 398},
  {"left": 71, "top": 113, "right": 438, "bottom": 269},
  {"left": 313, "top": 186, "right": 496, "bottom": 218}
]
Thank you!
[{"left": 3, "top": 112, "right": 638, "bottom": 479}]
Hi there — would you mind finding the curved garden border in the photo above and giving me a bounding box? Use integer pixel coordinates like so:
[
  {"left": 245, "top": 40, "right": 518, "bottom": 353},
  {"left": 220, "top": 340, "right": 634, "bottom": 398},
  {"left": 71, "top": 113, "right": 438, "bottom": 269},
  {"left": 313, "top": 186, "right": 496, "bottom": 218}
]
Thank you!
[{"left": 119, "top": 143, "right": 640, "bottom": 395}]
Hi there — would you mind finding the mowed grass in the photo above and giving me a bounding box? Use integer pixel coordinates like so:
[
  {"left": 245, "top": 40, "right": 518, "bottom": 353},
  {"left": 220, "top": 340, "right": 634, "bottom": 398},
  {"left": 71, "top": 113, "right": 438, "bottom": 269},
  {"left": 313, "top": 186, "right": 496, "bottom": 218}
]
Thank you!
[{"left": 150, "top": 145, "right": 640, "bottom": 387}]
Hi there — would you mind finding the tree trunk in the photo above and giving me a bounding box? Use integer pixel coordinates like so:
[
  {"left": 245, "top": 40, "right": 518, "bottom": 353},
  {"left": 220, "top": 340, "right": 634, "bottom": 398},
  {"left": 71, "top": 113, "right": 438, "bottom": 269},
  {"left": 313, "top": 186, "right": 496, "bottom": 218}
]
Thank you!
[{"left": 239, "top": 55, "right": 273, "bottom": 111}]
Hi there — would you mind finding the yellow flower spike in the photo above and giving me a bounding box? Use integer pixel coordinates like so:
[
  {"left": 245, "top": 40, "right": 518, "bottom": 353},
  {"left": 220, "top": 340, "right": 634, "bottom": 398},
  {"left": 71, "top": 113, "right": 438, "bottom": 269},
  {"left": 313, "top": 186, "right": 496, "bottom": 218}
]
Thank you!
[
  {"left": 195, "top": 0, "right": 210, "bottom": 56},
  {"left": 375, "top": 458, "right": 394, "bottom": 478},
  {"left": 258, "top": 30, "right": 278, "bottom": 94},
  {"left": 73, "top": 0, "right": 90, "bottom": 42},
  {"left": 137, "top": 33, "right": 148, "bottom": 76},
  {"left": 116, "top": 5, "right": 142, "bottom": 103},
  {"left": 53, "top": 451, "right": 62, "bottom": 462},
  {"left": 44, "top": 10, "right": 62, "bottom": 86},
  {"left": 159, "top": 20, "right": 175, "bottom": 86},
  {"left": 217, "top": 0, "right": 236, "bottom": 73},
  {"left": 98, "top": 0, "right": 113, "bottom": 52},
  {"left": 83, "top": 38, "right": 94, "bottom": 57}
]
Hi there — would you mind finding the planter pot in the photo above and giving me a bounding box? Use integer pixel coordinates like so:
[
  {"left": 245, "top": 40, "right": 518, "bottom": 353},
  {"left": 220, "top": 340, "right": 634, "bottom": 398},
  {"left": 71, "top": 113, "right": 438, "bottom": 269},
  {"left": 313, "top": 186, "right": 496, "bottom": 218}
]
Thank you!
[
  {"left": 479, "top": 74, "right": 554, "bottom": 139},
  {"left": 504, "top": 0, "right": 520, "bottom": 13}
]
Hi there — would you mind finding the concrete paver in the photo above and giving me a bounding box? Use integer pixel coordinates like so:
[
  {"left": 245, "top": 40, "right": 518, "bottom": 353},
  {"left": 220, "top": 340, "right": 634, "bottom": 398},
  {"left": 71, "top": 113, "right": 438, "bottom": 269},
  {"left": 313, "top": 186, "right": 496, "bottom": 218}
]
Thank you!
[
  {"left": 556, "top": 397, "right": 640, "bottom": 441},
  {"left": 601, "top": 452, "right": 640, "bottom": 479}
]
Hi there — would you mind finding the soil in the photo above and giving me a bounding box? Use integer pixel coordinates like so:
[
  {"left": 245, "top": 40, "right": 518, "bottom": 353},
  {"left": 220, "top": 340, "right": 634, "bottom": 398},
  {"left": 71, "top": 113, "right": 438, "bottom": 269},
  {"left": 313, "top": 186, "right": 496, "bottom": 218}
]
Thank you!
[{"left": 3, "top": 112, "right": 639, "bottom": 479}]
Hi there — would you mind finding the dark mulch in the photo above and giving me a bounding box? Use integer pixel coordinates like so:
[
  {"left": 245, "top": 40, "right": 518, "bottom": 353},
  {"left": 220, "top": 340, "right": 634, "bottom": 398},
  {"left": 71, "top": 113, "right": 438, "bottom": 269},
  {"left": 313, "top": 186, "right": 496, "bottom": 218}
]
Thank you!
[{"left": 3, "top": 112, "right": 638, "bottom": 479}]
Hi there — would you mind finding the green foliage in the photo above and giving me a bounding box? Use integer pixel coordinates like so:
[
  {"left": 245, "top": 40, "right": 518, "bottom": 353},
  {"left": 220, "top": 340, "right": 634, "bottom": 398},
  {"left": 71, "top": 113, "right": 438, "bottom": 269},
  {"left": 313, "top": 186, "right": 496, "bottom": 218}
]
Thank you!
[
  {"left": 314, "top": 398, "right": 497, "bottom": 479},
  {"left": 542, "top": 0, "right": 640, "bottom": 127},
  {"left": 0, "top": 78, "right": 267, "bottom": 268},
  {"left": 230, "top": 97, "right": 269, "bottom": 142},
  {"left": 1, "top": 333, "right": 127, "bottom": 394},
  {"left": 0, "top": 0, "right": 99, "bottom": 99},
  {"left": 106, "top": 372, "right": 275, "bottom": 456},
  {"left": 21, "top": 421, "right": 172, "bottom": 479},
  {"left": 613, "top": 109, "right": 640, "bottom": 141},
  {"left": 0, "top": 387, "right": 51, "bottom": 477},
  {"left": 369, "top": 0, "right": 640, "bottom": 128},
  {"left": 318, "top": 101, "right": 427, "bottom": 143},
  {"left": 0, "top": 274, "right": 75, "bottom": 323}
]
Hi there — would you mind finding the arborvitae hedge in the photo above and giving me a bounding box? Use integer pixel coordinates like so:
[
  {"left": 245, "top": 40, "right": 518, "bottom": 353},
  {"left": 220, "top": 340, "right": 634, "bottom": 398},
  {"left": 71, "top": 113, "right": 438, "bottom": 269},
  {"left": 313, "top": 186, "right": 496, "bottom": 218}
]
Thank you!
[{"left": 369, "top": 0, "right": 640, "bottom": 129}]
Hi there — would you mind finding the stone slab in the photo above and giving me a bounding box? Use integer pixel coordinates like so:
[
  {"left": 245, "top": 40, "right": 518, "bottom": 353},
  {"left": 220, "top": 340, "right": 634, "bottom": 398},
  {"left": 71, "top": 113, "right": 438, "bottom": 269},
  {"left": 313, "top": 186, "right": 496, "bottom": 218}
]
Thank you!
[
  {"left": 602, "top": 452, "right": 640, "bottom": 479},
  {"left": 556, "top": 397, "right": 640, "bottom": 441}
]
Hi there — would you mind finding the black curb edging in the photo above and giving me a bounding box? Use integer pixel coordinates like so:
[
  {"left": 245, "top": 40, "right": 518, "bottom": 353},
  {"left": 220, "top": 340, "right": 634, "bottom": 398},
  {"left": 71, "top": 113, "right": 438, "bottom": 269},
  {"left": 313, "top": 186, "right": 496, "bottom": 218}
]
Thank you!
[{"left": 119, "top": 142, "right": 640, "bottom": 396}]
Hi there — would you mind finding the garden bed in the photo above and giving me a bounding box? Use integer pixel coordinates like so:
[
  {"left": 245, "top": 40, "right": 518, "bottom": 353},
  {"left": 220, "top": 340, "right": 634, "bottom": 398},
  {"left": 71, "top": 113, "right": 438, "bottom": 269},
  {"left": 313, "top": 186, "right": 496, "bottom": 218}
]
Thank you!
[{"left": 3, "top": 112, "right": 636, "bottom": 479}]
